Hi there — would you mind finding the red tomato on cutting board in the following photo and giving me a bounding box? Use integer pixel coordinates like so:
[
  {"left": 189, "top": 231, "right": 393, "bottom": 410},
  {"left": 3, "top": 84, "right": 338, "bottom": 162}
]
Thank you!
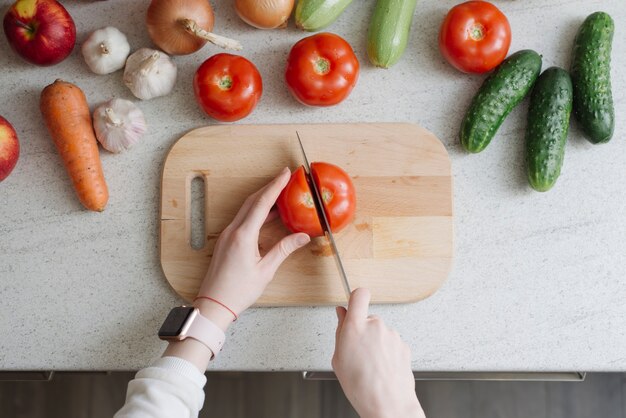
[
  {"left": 277, "top": 163, "right": 356, "bottom": 237},
  {"left": 439, "top": 1, "right": 511, "bottom": 74}
]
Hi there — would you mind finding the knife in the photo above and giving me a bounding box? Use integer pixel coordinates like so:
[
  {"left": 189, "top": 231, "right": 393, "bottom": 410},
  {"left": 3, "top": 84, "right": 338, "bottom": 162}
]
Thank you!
[{"left": 296, "top": 132, "right": 352, "bottom": 301}]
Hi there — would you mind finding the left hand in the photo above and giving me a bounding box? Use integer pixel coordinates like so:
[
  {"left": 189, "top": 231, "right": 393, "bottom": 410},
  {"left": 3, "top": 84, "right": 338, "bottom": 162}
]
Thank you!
[{"left": 195, "top": 167, "right": 310, "bottom": 325}]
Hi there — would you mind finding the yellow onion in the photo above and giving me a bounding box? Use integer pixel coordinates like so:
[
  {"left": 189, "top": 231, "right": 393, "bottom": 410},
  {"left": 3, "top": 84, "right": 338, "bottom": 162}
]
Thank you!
[
  {"left": 146, "top": 0, "right": 241, "bottom": 55},
  {"left": 235, "top": 0, "right": 295, "bottom": 29}
]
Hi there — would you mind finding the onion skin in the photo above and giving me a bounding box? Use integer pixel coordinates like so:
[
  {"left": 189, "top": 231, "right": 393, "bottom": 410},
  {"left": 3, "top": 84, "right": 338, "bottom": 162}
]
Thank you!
[
  {"left": 235, "top": 0, "right": 294, "bottom": 29},
  {"left": 146, "top": 0, "right": 214, "bottom": 55}
]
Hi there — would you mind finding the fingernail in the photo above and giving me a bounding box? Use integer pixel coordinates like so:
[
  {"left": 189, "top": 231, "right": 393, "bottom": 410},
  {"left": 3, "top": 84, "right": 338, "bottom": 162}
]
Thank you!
[
  {"left": 296, "top": 234, "right": 310, "bottom": 246},
  {"left": 282, "top": 167, "right": 290, "bottom": 174}
]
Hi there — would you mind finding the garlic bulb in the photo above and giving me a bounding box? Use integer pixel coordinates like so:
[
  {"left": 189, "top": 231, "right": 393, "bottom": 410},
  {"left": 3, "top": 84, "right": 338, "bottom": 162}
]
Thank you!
[
  {"left": 81, "top": 27, "right": 130, "bottom": 75},
  {"left": 93, "top": 99, "right": 147, "bottom": 153},
  {"left": 123, "top": 48, "right": 177, "bottom": 100}
]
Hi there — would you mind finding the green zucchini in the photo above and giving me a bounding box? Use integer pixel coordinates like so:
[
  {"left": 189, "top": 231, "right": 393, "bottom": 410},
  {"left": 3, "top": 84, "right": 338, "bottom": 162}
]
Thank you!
[
  {"left": 571, "top": 11, "right": 614, "bottom": 144},
  {"left": 367, "top": 0, "right": 418, "bottom": 68},
  {"left": 526, "top": 67, "right": 573, "bottom": 192},
  {"left": 460, "top": 50, "right": 542, "bottom": 153},
  {"left": 295, "top": 0, "right": 353, "bottom": 32}
]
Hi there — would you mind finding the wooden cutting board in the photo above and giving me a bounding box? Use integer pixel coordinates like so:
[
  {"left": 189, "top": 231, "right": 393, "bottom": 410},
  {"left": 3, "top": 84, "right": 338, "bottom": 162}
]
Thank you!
[{"left": 160, "top": 123, "right": 453, "bottom": 306}]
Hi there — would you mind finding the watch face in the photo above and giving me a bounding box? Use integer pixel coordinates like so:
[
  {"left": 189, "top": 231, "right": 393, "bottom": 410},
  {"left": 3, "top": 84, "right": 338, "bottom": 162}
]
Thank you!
[{"left": 158, "top": 307, "right": 195, "bottom": 337}]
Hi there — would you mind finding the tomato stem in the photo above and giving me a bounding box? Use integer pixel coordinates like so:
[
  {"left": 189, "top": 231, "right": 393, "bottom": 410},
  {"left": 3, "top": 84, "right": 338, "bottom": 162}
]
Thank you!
[
  {"left": 321, "top": 189, "right": 333, "bottom": 203},
  {"left": 469, "top": 22, "right": 486, "bottom": 41},
  {"left": 314, "top": 57, "right": 331, "bottom": 75},
  {"left": 218, "top": 76, "right": 233, "bottom": 90},
  {"left": 301, "top": 192, "right": 315, "bottom": 208}
]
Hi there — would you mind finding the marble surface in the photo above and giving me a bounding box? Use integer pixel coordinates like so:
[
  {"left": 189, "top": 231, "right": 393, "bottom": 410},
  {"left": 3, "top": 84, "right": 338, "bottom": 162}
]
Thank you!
[{"left": 1, "top": 0, "right": 625, "bottom": 372}]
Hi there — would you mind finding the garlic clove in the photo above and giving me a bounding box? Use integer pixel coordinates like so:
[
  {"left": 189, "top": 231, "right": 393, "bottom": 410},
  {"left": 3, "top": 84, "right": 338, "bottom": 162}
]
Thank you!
[
  {"left": 82, "top": 27, "right": 130, "bottom": 75},
  {"left": 93, "top": 99, "right": 147, "bottom": 153},
  {"left": 123, "top": 48, "right": 177, "bottom": 100}
]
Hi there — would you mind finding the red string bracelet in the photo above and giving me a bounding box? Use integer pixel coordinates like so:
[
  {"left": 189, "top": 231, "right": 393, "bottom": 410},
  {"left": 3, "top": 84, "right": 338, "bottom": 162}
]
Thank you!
[{"left": 194, "top": 296, "right": 238, "bottom": 322}]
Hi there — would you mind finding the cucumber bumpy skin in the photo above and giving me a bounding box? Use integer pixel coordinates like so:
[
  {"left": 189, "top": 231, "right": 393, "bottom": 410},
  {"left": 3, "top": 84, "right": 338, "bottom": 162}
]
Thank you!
[
  {"left": 295, "top": 0, "right": 353, "bottom": 32},
  {"left": 571, "top": 11, "right": 615, "bottom": 144},
  {"left": 526, "top": 67, "right": 573, "bottom": 192},
  {"left": 367, "top": 0, "right": 418, "bottom": 68},
  {"left": 460, "top": 50, "right": 542, "bottom": 153}
]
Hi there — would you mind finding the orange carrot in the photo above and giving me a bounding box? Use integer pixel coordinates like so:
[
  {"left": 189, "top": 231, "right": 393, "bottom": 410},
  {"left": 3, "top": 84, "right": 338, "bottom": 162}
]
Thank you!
[{"left": 40, "top": 80, "right": 109, "bottom": 212}]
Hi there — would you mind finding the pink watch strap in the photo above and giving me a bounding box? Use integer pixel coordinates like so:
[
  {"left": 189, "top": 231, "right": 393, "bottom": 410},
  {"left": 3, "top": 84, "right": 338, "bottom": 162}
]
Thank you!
[{"left": 187, "top": 310, "right": 226, "bottom": 359}]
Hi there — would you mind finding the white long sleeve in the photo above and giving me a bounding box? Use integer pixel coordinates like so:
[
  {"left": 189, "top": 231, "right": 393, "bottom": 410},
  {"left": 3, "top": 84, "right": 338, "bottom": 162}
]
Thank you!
[{"left": 114, "top": 356, "right": 207, "bottom": 418}]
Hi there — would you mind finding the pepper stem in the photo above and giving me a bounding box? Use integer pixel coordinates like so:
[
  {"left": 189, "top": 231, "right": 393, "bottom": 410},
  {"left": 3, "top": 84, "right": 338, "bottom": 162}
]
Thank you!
[
  {"left": 104, "top": 108, "right": 122, "bottom": 127},
  {"left": 179, "top": 18, "right": 242, "bottom": 51}
]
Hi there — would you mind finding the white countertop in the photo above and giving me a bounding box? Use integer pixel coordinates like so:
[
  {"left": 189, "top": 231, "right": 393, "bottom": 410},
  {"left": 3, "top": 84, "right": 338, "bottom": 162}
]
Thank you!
[{"left": 1, "top": 0, "right": 625, "bottom": 372}]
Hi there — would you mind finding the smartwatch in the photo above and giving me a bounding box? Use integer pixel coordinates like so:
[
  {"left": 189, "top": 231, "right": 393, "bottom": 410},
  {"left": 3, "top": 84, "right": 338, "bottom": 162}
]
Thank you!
[{"left": 158, "top": 306, "right": 225, "bottom": 359}]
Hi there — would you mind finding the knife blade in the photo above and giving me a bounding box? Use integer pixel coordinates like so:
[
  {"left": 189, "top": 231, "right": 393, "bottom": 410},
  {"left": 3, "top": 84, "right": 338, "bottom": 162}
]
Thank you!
[{"left": 296, "top": 132, "right": 352, "bottom": 300}]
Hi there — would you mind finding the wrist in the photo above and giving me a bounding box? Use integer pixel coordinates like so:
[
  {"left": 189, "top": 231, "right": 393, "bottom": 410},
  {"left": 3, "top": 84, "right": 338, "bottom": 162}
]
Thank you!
[{"left": 193, "top": 298, "right": 234, "bottom": 332}]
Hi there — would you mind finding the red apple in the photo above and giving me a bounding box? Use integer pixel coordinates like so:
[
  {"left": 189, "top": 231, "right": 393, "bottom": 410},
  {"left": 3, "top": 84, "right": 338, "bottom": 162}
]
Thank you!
[
  {"left": 3, "top": 0, "right": 76, "bottom": 66},
  {"left": 0, "top": 116, "right": 19, "bottom": 182}
]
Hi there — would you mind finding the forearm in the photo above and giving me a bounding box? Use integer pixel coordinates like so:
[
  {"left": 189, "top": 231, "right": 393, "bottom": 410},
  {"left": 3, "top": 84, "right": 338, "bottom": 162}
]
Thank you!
[{"left": 116, "top": 300, "right": 235, "bottom": 418}]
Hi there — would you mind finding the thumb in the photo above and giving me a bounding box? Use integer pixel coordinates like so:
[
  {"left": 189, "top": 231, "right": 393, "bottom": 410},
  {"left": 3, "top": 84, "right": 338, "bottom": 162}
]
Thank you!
[
  {"left": 345, "top": 288, "right": 371, "bottom": 323},
  {"left": 261, "top": 232, "right": 310, "bottom": 277}
]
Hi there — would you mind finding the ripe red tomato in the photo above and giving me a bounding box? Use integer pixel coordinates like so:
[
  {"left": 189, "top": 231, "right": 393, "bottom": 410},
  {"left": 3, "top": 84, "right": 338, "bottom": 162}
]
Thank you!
[
  {"left": 285, "top": 33, "right": 359, "bottom": 107},
  {"left": 277, "top": 163, "right": 356, "bottom": 237},
  {"left": 193, "top": 53, "right": 262, "bottom": 122},
  {"left": 439, "top": 1, "right": 511, "bottom": 74}
]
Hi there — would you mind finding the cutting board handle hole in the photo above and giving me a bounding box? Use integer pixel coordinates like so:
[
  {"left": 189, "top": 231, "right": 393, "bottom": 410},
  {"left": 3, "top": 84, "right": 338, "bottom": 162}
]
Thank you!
[{"left": 190, "top": 175, "right": 206, "bottom": 250}]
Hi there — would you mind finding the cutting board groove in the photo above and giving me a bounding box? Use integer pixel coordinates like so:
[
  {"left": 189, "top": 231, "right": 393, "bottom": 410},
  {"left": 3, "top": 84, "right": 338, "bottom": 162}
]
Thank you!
[{"left": 160, "top": 123, "right": 453, "bottom": 305}]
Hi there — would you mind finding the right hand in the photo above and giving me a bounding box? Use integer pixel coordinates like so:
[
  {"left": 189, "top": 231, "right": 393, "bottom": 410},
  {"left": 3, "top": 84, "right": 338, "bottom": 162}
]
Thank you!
[{"left": 332, "top": 288, "right": 425, "bottom": 418}]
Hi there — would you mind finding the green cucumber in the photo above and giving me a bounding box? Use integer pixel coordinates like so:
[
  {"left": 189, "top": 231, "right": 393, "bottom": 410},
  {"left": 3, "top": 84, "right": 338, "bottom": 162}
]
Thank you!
[
  {"left": 460, "top": 50, "right": 542, "bottom": 153},
  {"left": 526, "top": 67, "right": 573, "bottom": 192},
  {"left": 571, "top": 11, "right": 614, "bottom": 144},
  {"left": 367, "top": 0, "right": 418, "bottom": 68},
  {"left": 295, "top": 0, "right": 353, "bottom": 32}
]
